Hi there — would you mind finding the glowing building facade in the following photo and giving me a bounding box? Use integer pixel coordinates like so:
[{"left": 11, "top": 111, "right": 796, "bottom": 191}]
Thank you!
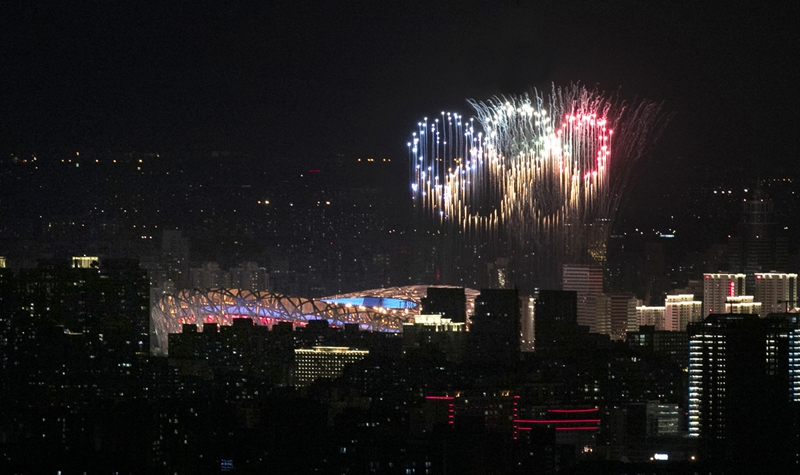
[
  {"left": 724, "top": 295, "right": 761, "bottom": 315},
  {"left": 521, "top": 295, "right": 536, "bottom": 351},
  {"left": 664, "top": 294, "right": 703, "bottom": 331},
  {"left": 755, "top": 272, "right": 798, "bottom": 316},
  {"left": 636, "top": 306, "right": 666, "bottom": 330},
  {"left": 71, "top": 255, "right": 100, "bottom": 268},
  {"left": 702, "top": 273, "right": 745, "bottom": 315}
]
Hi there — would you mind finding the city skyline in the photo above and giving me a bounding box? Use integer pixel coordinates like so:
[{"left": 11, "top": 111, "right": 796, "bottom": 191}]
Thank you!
[{"left": 3, "top": 3, "right": 800, "bottom": 473}]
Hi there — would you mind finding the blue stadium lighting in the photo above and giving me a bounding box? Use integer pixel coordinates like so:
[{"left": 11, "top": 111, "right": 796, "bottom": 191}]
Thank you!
[{"left": 320, "top": 297, "right": 418, "bottom": 309}]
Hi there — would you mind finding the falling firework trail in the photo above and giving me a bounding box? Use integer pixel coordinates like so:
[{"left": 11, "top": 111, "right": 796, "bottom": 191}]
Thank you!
[{"left": 408, "top": 84, "right": 667, "bottom": 290}]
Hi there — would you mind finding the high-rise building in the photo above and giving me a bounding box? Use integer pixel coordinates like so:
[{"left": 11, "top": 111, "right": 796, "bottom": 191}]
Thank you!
[
  {"left": 521, "top": 295, "right": 536, "bottom": 352},
  {"left": 421, "top": 287, "right": 467, "bottom": 323},
  {"left": 636, "top": 305, "right": 666, "bottom": 330},
  {"left": 755, "top": 272, "right": 798, "bottom": 316},
  {"left": 188, "top": 261, "right": 269, "bottom": 291},
  {"left": 190, "top": 261, "right": 229, "bottom": 289},
  {"left": 562, "top": 264, "right": 603, "bottom": 330},
  {"left": 162, "top": 230, "right": 190, "bottom": 288},
  {"left": 646, "top": 401, "right": 683, "bottom": 437},
  {"left": 487, "top": 257, "right": 511, "bottom": 289},
  {"left": 71, "top": 255, "right": 99, "bottom": 268},
  {"left": 533, "top": 290, "right": 578, "bottom": 352},
  {"left": 229, "top": 261, "right": 269, "bottom": 291},
  {"left": 469, "top": 289, "right": 521, "bottom": 367},
  {"left": 687, "top": 313, "right": 800, "bottom": 468},
  {"left": 293, "top": 346, "right": 369, "bottom": 387},
  {"left": 402, "top": 314, "right": 466, "bottom": 362},
  {"left": 702, "top": 273, "right": 745, "bottom": 315},
  {"left": 591, "top": 294, "right": 611, "bottom": 335},
  {"left": 15, "top": 258, "right": 150, "bottom": 357},
  {"left": 727, "top": 189, "right": 790, "bottom": 292},
  {"left": 587, "top": 293, "right": 636, "bottom": 339},
  {"left": 664, "top": 294, "right": 703, "bottom": 331},
  {"left": 627, "top": 325, "right": 688, "bottom": 368},
  {"left": 609, "top": 293, "right": 637, "bottom": 340},
  {"left": 724, "top": 295, "right": 761, "bottom": 315}
]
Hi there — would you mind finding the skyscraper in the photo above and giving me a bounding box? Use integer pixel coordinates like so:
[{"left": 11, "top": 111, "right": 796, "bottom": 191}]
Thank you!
[
  {"left": 687, "top": 313, "right": 800, "bottom": 468},
  {"left": 469, "top": 289, "right": 521, "bottom": 367},
  {"left": 609, "top": 293, "right": 637, "bottom": 340},
  {"left": 562, "top": 264, "right": 603, "bottom": 330},
  {"left": 532, "top": 290, "right": 578, "bottom": 352},
  {"left": 727, "top": 189, "right": 790, "bottom": 291},
  {"left": 402, "top": 314, "right": 466, "bottom": 362},
  {"left": 664, "top": 294, "right": 702, "bottom": 331},
  {"left": 420, "top": 287, "right": 467, "bottom": 323},
  {"left": 702, "top": 273, "right": 745, "bottom": 315},
  {"left": 593, "top": 293, "right": 636, "bottom": 340},
  {"left": 520, "top": 295, "right": 536, "bottom": 352},
  {"left": 755, "top": 272, "right": 798, "bottom": 316}
]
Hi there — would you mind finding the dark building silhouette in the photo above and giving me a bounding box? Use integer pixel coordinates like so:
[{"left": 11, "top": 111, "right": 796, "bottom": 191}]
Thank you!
[
  {"left": 533, "top": 290, "right": 578, "bottom": 352},
  {"left": 14, "top": 257, "right": 149, "bottom": 358},
  {"left": 468, "top": 288, "right": 521, "bottom": 367},
  {"left": 420, "top": 286, "right": 467, "bottom": 323},
  {"left": 627, "top": 325, "right": 689, "bottom": 368},
  {"left": 688, "top": 313, "right": 800, "bottom": 470},
  {"left": 727, "top": 189, "right": 790, "bottom": 290},
  {"left": 401, "top": 314, "right": 466, "bottom": 362}
]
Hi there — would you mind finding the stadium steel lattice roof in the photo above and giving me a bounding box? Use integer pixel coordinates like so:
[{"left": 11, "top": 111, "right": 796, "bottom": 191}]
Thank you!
[{"left": 151, "top": 285, "right": 479, "bottom": 355}]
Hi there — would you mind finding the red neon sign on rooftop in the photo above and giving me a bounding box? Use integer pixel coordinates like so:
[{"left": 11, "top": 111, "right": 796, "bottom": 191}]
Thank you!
[{"left": 514, "top": 419, "right": 600, "bottom": 424}]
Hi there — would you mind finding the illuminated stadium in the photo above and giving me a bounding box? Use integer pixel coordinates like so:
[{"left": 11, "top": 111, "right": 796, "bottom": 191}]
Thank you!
[{"left": 151, "top": 285, "right": 479, "bottom": 355}]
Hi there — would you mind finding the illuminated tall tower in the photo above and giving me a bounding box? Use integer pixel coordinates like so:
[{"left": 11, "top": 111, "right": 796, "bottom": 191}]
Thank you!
[
  {"left": 702, "top": 273, "right": 745, "bottom": 315},
  {"left": 687, "top": 313, "right": 800, "bottom": 468},
  {"left": 521, "top": 295, "right": 536, "bottom": 352},
  {"left": 562, "top": 264, "right": 604, "bottom": 330},
  {"left": 755, "top": 272, "right": 798, "bottom": 316}
]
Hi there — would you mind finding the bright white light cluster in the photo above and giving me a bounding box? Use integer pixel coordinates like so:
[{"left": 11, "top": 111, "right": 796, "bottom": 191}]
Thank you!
[{"left": 408, "top": 85, "right": 666, "bottom": 288}]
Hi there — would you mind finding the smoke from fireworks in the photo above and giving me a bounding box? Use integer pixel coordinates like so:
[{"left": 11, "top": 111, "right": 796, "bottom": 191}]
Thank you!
[{"left": 408, "top": 84, "right": 666, "bottom": 289}]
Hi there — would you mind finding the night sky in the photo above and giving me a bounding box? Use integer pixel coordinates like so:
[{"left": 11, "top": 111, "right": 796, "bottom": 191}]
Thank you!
[{"left": 2, "top": 1, "right": 798, "bottom": 176}]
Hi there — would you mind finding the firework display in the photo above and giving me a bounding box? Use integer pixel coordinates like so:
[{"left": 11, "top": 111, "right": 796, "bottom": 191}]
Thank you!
[{"left": 408, "top": 85, "right": 665, "bottom": 289}]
